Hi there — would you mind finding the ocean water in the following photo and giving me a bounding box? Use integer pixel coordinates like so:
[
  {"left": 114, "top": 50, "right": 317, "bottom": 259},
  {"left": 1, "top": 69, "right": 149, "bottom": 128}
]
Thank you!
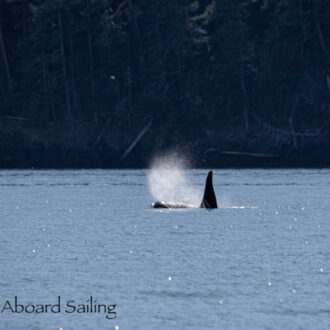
[{"left": 0, "top": 169, "right": 329, "bottom": 330}]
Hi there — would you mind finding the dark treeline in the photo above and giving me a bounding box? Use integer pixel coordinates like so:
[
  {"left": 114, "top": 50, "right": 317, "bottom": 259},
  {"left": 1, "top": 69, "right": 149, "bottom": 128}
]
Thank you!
[{"left": 1, "top": 0, "right": 330, "bottom": 168}]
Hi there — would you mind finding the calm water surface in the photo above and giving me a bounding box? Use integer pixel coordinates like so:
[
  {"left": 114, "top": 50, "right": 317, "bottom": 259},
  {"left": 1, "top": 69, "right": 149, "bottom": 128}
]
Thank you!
[{"left": 0, "top": 169, "right": 330, "bottom": 329}]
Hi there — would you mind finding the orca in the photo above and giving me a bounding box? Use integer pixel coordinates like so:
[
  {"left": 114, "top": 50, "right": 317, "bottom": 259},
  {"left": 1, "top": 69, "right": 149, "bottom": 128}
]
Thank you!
[{"left": 152, "top": 170, "right": 217, "bottom": 209}]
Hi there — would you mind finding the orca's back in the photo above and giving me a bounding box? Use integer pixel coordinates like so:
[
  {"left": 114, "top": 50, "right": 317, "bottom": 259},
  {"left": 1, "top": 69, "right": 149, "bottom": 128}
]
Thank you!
[{"left": 152, "top": 201, "right": 192, "bottom": 209}]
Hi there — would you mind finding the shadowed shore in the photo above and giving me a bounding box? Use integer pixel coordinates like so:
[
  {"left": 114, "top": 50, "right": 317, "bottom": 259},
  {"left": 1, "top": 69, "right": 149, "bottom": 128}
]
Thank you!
[{"left": 0, "top": 123, "right": 329, "bottom": 168}]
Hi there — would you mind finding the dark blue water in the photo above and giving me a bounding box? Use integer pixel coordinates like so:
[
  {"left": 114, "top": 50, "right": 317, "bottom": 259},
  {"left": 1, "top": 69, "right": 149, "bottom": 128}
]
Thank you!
[{"left": 0, "top": 169, "right": 329, "bottom": 329}]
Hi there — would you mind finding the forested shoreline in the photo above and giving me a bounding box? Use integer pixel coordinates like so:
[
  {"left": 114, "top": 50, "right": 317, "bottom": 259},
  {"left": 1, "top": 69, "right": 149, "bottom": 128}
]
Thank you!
[{"left": 1, "top": 0, "right": 330, "bottom": 168}]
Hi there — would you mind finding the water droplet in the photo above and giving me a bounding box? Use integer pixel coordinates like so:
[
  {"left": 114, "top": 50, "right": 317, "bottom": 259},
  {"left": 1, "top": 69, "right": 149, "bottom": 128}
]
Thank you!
[
  {"left": 294, "top": 218, "right": 297, "bottom": 222},
  {"left": 291, "top": 289, "right": 296, "bottom": 293},
  {"left": 168, "top": 277, "right": 172, "bottom": 281},
  {"left": 279, "top": 299, "right": 283, "bottom": 303},
  {"left": 47, "top": 244, "right": 50, "bottom": 248},
  {"left": 42, "top": 228, "right": 46, "bottom": 231},
  {"left": 275, "top": 211, "right": 278, "bottom": 215},
  {"left": 268, "top": 282, "right": 272, "bottom": 286},
  {"left": 32, "top": 250, "right": 36, "bottom": 253},
  {"left": 16, "top": 206, "right": 19, "bottom": 209},
  {"left": 301, "top": 207, "right": 304, "bottom": 210},
  {"left": 219, "top": 300, "right": 223, "bottom": 304},
  {"left": 115, "top": 326, "right": 119, "bottom": 330},
  {"left": 45, "top": 200, "right": 48, "bottom": 203},
  {"left": 320, "top": 268, "right": 324, "bottom": 272},
  {"left": 288, "top": 226, "right": 292, "bottom": 229},
  {"left": 174, "top": 225, "right": 178, "bottom": 229},
  {"left": 59, "top": 328, "right": 63, "bottom": 330},
  {"left": 69, "top": 209, "right": 72, "bottom": 213},
  {"left": 129, "top": 250, "right": 132, "bottom": 254},
  {"left": 305, "top": 240, "right": 309, "bottom": 244}
]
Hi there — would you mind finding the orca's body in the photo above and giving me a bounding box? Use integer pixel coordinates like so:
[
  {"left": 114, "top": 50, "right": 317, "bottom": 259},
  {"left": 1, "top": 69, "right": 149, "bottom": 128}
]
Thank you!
[{"left": 152, "top": 171, "right": 217, "bottom": 209}]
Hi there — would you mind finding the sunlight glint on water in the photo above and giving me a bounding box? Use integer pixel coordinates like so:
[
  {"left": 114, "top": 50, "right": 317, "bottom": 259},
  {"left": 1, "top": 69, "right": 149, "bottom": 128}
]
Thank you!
[{"left": 0, "top": 169, "right": 329, "bottom": 330}]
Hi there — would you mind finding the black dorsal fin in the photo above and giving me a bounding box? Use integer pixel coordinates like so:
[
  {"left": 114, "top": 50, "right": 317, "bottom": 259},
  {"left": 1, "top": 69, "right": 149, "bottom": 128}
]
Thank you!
[{"left": 200, "top": 171, "right": 217, "bottom": 208}]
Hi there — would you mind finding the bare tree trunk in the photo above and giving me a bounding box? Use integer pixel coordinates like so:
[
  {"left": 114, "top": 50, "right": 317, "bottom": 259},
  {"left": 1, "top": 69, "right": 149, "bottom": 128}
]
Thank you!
[
  {"left": 41, "top": 9, "right": 53, "bottom": 122},
  {"left": 69, "top": 30, "right": 78, "bottom": 117},
  {"left": 58, "top": 6, "right": 73, "bottom": 124},
  {"left": 0, "top": 23, "right": 13, "bottom": 93},
  {"left": 50, "top": 83, "right": 56, "bottom": 122},
  {"left": 314, "top": 1, "right": 326, "bottom": 54},
  {"left": 240, "top": 66, "right": 249, "bottom": 131},
  {"left": 298, "top": 0, "right": 307, "bottom": 58},
  {"left": 92, "top": 117, "right": 111, "bottom": 150},
  {"left": 121, "top": 121, "right": 152, "bottom": 160},
  {"left": 87, "top": 0, "right": 96, "bottom": 123},
  {"left": 42, "top": 61, "right": 51, "bottom": 118},
  {"left": 313, "top": 1, "right": 330, "bottom": 94},
  {"left": 127, "top": 0, "right": 145, "bottom": 74},
  {"left": 173, "top": 3, "right": 185, "bottom": 102},
  {"left": 290, "top": 95, "right": 299, "bottom": 149},
  {"left": 127, "top": 66, "right": 132, "bottom": 127}
]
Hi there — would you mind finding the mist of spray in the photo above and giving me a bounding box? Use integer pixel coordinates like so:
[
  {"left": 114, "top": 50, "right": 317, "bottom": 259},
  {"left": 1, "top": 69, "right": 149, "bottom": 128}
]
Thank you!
[{"left": 148, "top": 152, "right": 202, "bottom": 205}]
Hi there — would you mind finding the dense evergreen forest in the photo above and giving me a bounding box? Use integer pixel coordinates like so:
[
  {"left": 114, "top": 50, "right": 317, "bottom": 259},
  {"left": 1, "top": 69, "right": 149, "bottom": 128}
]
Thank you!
[{"left": 1, "top": 0, "right": 330, "bottom": 167}]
